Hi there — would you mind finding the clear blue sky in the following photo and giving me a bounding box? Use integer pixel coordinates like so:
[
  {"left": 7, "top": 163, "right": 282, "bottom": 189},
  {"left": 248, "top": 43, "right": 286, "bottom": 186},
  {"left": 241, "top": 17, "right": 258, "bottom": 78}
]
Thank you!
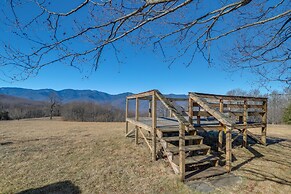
[{"left": 0, "top": 1, "right": 285, "bottom": 95}]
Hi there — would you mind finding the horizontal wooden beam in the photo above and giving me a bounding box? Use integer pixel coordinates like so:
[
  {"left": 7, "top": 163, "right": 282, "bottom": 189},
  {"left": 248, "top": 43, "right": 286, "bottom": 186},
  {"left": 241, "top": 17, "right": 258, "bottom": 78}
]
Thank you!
[
  {"left": 127, "top": 90, "right": 155, "bottom": 99},
  {"left": 193, "top": 111, "right": 211, "bottom": 117},
  {"left": 126, "top": 118, "right": 152, "bottom": 131},
  {"left": 190, "top": 92, "right": 267, "bottom": 101}
]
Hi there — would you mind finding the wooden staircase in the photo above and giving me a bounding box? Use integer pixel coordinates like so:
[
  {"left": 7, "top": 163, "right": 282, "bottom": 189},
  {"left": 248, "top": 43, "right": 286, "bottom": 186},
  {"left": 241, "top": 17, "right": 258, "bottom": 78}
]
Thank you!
[
  {"left": 126, "top": 90, "right": 267, "bottom": 181},
  {"left": 158, "top": 125, "right": 226, "bottom": 181}
]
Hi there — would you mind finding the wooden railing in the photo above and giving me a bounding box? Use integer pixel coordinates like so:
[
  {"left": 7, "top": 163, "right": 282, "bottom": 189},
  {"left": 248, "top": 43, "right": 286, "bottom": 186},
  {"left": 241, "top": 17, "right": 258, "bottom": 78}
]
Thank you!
[
  {"left": 188, "top": 92, "right": 268, "bottom": 172},
  {"left": 126, "top": 90, "right": 192, "bottom": 180}
]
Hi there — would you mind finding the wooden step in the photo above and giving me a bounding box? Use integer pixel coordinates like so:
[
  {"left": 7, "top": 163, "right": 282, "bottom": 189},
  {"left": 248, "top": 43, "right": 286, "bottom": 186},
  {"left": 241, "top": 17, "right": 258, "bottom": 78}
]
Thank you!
[
  {"left": 173, "top": 155, "right": 219, "bottom": 166},
  {"left": 167, "top": 144, "right": 210, "bottom": 154},
  {"left": 185, "top": 166, "right": 227, "bottom": 181},
  {"left": 162, "top": 135, "right": 203, "bottom": 142},
  {"left": 159, "top": 127, "right": 195, "bottom": 133},
  {"left": 174, "top": 155, "right": 219, "bottom": 165}
]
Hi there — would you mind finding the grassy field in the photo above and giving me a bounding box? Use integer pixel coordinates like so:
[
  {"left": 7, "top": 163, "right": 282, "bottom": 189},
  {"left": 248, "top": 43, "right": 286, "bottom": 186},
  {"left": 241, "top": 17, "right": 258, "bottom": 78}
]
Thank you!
[{"left": 0, "top": 118, "right": 290, "bottom": 194}]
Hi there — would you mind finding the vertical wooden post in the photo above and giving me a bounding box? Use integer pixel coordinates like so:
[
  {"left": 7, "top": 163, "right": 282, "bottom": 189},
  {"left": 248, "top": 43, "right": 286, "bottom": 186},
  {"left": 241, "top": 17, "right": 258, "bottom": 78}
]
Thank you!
[
  {"left": 218, "top": 99, "right": 224, "bottom": 152},
  {"left": 135, "top": 97, "right": 139, "bottom": 145},
  {"left": 197, "top": 106, "right": 201, "bottom": 125},
  {"left": 262, "top": 100, "right": 267, "bottom": 145},
  {"left": 179, "top": 123, "right": 185, "bottom": 181},
  {"left": 169, "top": 110, "right": 173, "bottom": 118},
  {"left": 125, "top": 98, "right": 129, "bottom": 134},
  {"left": 148, "top": 100, "right": 152, "bottom": 117},
  {"left": 243, "top": 100, "right": 248, "bottom": 147},
  {"left": 152, "top": 92, "right": 157, "bottom": 161},
  {"left": 188, "top": 96, "right": 193, "bottom": 125},
  {"left": 225, "top": 126, "right": 232, "bottom": 172}
]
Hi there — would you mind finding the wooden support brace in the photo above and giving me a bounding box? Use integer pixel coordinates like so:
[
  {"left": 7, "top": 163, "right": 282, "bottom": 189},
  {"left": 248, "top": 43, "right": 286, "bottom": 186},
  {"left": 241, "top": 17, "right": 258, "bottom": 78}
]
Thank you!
[{"left": 139, "top": 127, "right": 152, "bottom": 152}]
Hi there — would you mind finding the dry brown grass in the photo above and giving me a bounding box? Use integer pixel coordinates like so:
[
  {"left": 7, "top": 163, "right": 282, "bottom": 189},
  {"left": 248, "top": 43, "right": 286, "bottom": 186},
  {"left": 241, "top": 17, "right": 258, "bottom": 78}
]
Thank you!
[{"left": 0, "top": 118, "right": 290, "bottom": 194}]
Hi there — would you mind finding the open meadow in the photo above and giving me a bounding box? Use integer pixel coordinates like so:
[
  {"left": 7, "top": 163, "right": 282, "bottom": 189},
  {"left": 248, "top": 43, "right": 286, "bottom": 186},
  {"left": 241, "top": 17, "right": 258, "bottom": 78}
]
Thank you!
[{"left": 0, "top": 118, "right": 290, "bottom": 194}]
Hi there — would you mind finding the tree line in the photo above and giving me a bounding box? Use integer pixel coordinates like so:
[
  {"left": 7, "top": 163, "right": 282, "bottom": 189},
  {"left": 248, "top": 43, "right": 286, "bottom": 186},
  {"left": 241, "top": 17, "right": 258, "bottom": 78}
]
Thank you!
[
  {"left": 1, "top": 88, "right": 290, "bottom": 124},
  {"left": 0, "top": 101, "right": 125, "bottom": 122}
]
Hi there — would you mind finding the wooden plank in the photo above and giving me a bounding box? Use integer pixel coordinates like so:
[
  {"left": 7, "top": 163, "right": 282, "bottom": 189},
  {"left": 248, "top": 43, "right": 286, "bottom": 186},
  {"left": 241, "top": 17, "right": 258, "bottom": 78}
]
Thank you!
[
  {"left": 167, "top": 97, "right": 188, "bottom": 101},
  {"left": 162, "top": 135, "right": 203, "bottom": 142},
  {"left": 218, "top": 99, "right": 224, "bottom": 152},
  {"left": 188, "top": 97, "right": 193, "bottom": 125},
  {"left": 126, "top": 118, "right": 152, "bottom": 131},
  {"left": 193, "top": 111, "right": 211, "bottom": 117},
  {"left": 191, "top": 92, "right": 267, "bottom": 101},
  {"left": 186, "top": 166, "right": 227, "bottom": 181},
  {"left": 194, "top": 125, "right": 224, "bottom": 131},
  {"left": 127, "top": 90, "right": 155, "bottom": 99},
  {"left": 243, "top": 100, "right": 248, "bottom": 147},
  {"left": 139, "top": 127, "right": 152, "bottom": 152},
  {"left": 135, "top": 98, "right": 139, "bottom": 121},
  {"left": 160, "top": 138, "right": 180, "bottom": 174},
  {"left": 234, "top": 123, "right": 266, "bottom": 129},
  {"left": 173, "top": 155, "right": 219, "bottom": 166},
  {"left": 125, "top": 121, "right": 129, "bottom": 134},
  {"left": 167, "top": 144, "right": 210, "bottom": 154},
  {"left": 179, "top": 123, "right": 185, "bottom": 181},
  {"left": 225, "top": 126, "right": 232, "bottom": 172},
  {"left": 125, "top": 128, "right": 135, "bottom": 137},
  {"left": 135, "top": 126, "right": 139, "bottom": 145},
  {"left": 152, "top": 94, "right": 157, "bottom": 161},
  {"left": 190, "top": 93, "right": 234, "bottom": 127}
]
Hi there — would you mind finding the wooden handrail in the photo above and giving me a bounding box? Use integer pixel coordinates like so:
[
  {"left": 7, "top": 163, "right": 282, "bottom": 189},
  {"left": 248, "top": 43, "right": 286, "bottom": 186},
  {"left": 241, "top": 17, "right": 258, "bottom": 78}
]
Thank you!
[{"left": 189, "top": 93, "right": 234, "bottom": 127}]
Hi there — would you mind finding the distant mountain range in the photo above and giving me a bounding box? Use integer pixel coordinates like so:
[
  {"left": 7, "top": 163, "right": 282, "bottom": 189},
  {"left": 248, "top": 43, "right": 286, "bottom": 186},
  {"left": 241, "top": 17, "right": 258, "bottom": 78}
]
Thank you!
[{"left": 0, "top": 87, "right": 187, "bottom": 110}]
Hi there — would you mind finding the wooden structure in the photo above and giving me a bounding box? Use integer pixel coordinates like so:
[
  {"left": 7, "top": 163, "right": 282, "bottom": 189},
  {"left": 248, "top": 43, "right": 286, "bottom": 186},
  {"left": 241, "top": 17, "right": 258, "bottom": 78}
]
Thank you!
[{"left": 125, "top": 90, "right": 267, "bottom": 181}]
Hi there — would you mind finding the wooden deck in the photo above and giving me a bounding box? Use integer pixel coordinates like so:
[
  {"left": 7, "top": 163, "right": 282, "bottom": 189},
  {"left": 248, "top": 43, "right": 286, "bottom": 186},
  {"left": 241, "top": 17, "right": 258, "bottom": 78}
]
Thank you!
[{"left": 125, "top": 90, "right": 267, "bottom": 181}]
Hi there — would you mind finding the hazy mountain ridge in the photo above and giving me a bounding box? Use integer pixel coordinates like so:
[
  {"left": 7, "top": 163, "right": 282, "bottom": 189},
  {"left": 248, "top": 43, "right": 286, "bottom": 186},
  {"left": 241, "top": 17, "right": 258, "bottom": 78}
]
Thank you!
[{"left": 0, "top": 88, "right": 187, "bottom": 110}]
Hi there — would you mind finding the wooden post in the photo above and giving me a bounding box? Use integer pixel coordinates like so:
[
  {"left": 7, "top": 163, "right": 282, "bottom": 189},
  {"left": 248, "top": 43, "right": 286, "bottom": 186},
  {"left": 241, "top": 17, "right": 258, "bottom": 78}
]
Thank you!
[
  {"left": 197, "top": 106, "right": 201, "bottom": 125},
  {"left": 179, "top": 123, "right": 185, "bottom": 181},
  {"left": 169, "top": 110, "right": 173, "bottom": 118},
  {"left": 148, "top": 100, "right": 152, "bottom": 117},
  {"left": 125, "top": 98, "right": 129, "bottom": 134},
  {"left": 152, "top": 93, "right": 157, "bottom": 161},
  {"left": 225, "top": 126, "right": 232, "bottom": 172},
  {"left": 262, "top": 100, "right": 267, "bottom": 145},
  {"left": 218, "top": 99, "right": 223, "bottom": 152},
  {"left": 188, "top": 97, "right": 193, "bottom": 125},
  {"left": 135, "top": 97, "right": 139, "bottom": 145},
  {"left": 243, "top": 100, "right": 248, "bottom": 147}
]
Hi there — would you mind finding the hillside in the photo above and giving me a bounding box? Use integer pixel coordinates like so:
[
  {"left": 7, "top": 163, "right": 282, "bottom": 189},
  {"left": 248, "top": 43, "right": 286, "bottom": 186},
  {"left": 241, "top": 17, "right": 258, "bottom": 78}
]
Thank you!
[{"left": 0, "top": 87, "right": 187, "bottom": 110}]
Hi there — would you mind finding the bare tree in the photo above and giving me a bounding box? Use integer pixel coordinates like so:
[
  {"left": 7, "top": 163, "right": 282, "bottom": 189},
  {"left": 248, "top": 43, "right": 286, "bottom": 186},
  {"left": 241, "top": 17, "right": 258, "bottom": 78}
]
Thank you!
[
  {"left": 48, "top": 92, "right": 59, "bottom": 120},
  {"left": 0, "top": 0, "right": 290, "bottom": 86}
]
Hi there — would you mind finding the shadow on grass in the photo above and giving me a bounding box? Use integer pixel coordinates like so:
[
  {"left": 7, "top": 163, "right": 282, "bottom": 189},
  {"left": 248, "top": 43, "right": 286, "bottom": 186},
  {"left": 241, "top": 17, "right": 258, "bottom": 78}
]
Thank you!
[{"left": 17, "top": 180, "right": 81, "bottom": 194}]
